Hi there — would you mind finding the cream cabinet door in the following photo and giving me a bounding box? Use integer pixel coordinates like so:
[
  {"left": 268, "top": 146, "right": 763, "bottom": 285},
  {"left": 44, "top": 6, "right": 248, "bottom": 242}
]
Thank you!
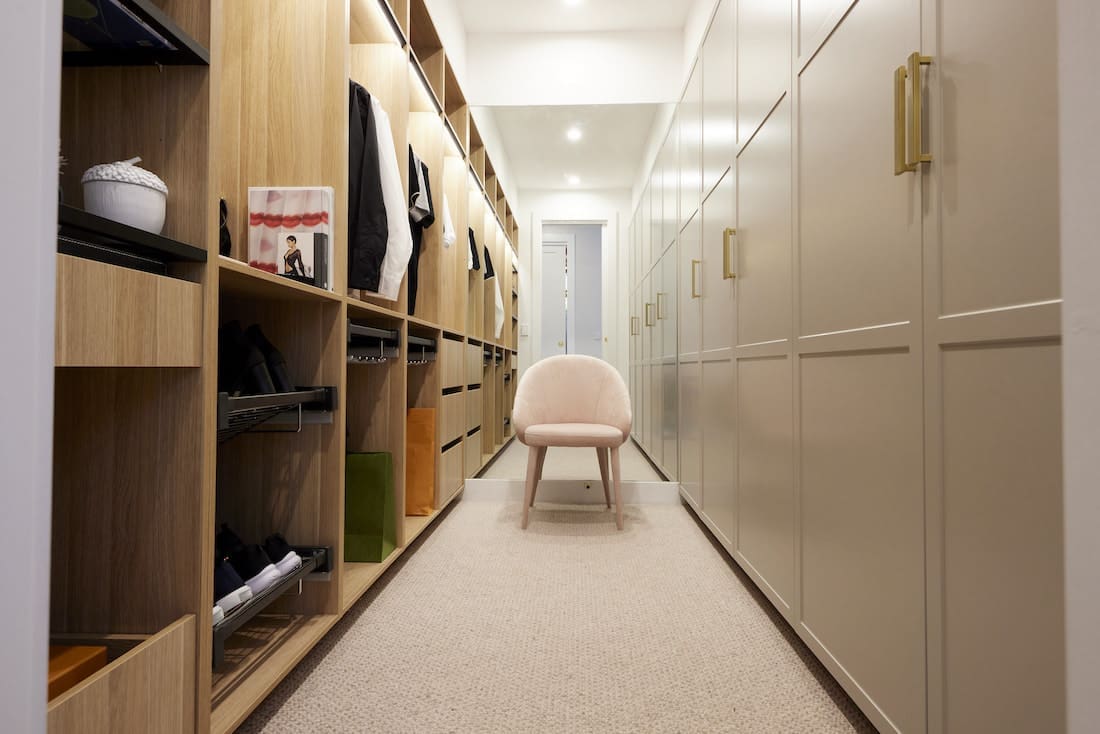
[
  {"left": 660, "top": 248, "right": 677, "bottom": 361},
  {"left": 679, "top": 211, "right": 702, "bottom": 359},
  {"left": 679, "top": 360, "right": 702, "bottom": 508},
  {"left": 701, "top": 169, "right": 735, "bottom": 356},
  {"left": 661, "top": 122, "right": 679, "bottom": 252},
  {"left": 660, "top": 359, "right": 678, "bottom": 480},
  {"left": 642, "top": 183, "right": 653, "bottom": 275},
  {"left": 737, "top": 0, "right": 791, "bottom": 144},
  {"left": 679, "top": 58, "right": 703, "bottom": 230},
  {"left": 701, "top": 0, "right": 735, "bottom": 199},
  {"left": 797, "top": 1, "right": 925, "bottom": 733},
  {"left": 921, "top": 2, "right": 1064, "bottom": 732}
]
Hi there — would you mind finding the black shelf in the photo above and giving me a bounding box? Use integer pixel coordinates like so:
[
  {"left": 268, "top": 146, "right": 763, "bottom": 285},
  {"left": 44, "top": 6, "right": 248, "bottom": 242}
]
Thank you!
[
  {"left": 212, "top": 546, "right": 330, "bottom": 668},
  {"left": 216, "top": 387, "right": 337, "bottom": 443},
  {"left": 58, "top": 204, "right": 207, "bottom": 275},
  {"left": 63, "top": 0, "right": 210, "bottom": 67}
]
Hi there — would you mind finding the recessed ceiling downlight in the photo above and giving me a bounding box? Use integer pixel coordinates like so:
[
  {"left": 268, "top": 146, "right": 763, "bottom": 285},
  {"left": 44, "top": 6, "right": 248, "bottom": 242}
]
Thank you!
[{"left": 566, "top": 126, "right": 583, "bottom": 142}]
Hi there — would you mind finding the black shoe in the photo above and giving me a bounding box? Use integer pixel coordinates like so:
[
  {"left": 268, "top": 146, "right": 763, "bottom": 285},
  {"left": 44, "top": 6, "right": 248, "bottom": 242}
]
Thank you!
[
  {"left": 214, "top": 558, "right": 253, "bottom": 617},
  {"left": 263, "top": 533, "right": 302, "bottom": 576},
  {"left": 228, "top": 544, "right": 281, "bottom": 596},
  {"left": 245, "top": 324, "right": 295, "bottom": 393},
  {"left": 218, "top": 321, "right": 276, "bottom": 396},
  {"left": 215, "top": 523, "right": 246, "bottom": 560}
]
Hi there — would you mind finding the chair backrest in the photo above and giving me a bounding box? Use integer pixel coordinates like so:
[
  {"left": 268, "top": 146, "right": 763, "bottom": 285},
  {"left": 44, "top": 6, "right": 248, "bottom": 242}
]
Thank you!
[{"left": 512, "top": 355, "right": 632, "bottom": 442}]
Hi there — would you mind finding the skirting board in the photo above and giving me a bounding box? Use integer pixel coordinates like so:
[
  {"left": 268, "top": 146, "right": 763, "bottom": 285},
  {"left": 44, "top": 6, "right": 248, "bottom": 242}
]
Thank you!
[{"left": 462, "top": 478, "right": 681, "bottom": 505}]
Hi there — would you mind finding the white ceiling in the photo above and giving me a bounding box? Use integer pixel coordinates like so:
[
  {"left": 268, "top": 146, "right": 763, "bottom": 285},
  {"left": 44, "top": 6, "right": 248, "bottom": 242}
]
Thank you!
[
  {"left": 455, "top": 0, "right": 694, "bottom": 34},
  {"left": 485, "top": 104, "right": 659, "bottom": 190}
]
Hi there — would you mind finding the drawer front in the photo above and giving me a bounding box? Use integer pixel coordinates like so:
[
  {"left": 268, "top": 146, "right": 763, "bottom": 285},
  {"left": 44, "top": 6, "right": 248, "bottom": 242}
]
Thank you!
[
  {"left": 441, "top": 338, "right": 464, "bottom": 389},
  {"left": 465, "top": 429, "right": 482, "bottom": 478},
  {"left": 465, "top": 343, "right": 482, "bottom": 385},
  {"left": 467, "top": 387, "right": 482, "bottom": 433},
  {"left": 441, "top": 391, "right": 465, "bottom": 445},
  {"left": 440, "top": 440, "right": 463, "bottom": 502}
]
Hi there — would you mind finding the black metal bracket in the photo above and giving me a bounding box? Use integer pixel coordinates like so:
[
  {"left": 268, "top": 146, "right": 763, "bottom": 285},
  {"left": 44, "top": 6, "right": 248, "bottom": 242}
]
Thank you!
[{"left": 216, "top": 387, "right": 337, "bottom": 444}]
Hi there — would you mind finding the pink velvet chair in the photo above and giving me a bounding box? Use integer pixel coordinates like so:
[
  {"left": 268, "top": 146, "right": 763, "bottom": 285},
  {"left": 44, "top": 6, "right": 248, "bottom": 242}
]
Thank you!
[{"left": 512, "top": 355, "right": 633, "bottom": 530}]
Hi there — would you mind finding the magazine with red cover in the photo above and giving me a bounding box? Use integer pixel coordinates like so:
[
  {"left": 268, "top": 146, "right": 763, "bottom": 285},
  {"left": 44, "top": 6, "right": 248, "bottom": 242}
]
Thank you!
[{"left": 247, "top": 187, "right": 334, "bottom": 290}]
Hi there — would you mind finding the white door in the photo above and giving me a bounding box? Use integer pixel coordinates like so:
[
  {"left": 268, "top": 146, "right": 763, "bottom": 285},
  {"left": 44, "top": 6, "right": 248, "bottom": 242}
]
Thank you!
[{"left": 541, "top": 242, "right": 568, "bottom": 357}]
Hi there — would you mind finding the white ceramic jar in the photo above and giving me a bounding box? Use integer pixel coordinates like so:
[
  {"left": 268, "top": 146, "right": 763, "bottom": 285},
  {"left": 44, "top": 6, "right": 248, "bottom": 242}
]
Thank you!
[{"left": 81, "top": 157, "right": 168, "bottom": 234}]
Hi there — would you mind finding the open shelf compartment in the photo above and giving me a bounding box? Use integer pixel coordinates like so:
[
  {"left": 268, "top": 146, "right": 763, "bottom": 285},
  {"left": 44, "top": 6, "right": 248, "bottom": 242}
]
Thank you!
[{"left": 62, "top": 0, "right": 210, "bottom": 67}]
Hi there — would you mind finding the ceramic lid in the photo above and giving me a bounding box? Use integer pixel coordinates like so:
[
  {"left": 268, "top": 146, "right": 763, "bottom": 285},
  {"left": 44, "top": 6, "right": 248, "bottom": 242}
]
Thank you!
[{"left": 81, "top": 157, "right": 168, "bottom": 194}]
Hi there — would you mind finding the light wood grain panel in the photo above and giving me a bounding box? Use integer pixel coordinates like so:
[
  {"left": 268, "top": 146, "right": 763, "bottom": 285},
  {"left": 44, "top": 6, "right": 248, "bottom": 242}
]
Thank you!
[
  {"left": 442, "top": 156, "right": 469, "bottom": 333},
  {"left": 440, "top": 391, "right": 464, "bottom": 445},
  {"left": 350, "top": 0, "right": 403, "bottom": 44},
  {"left": 48, "top": 616, "right": 195, "bottom": 734},
  {"left": 440, "top": 440, "right": 463, "bottom": 504},
  {"left": 468, "top": 191, "right": 486, "bottom": 338},
  {"left": 440, "top": 337, "right": 464, "bottom": 388},
  {"left": 466, "top": 386, "right": 482, "bottom": 433},
  {"left": 464, "top": 428, "right": 481, "bottom": 478}
]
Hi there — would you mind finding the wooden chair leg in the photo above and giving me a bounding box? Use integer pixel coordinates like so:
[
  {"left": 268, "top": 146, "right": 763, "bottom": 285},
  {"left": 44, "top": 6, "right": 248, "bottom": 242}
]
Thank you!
[
  {"left": 522, "top": 445, "right": 541, "bottom": 529},
  {"left": 610, "top": 445, "right": 624, "bottom": 530},
  {"left": 596, "top": 447, "right": 611, "bottom": 509},
  {"left": 530, "top": 447, "right": 547, "bottom": 507}
]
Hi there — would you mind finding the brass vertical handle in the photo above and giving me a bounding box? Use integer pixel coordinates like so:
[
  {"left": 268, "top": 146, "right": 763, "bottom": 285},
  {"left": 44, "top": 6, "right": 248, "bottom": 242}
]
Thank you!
[
  {"left": 907, "top": 52, "right": 933, "bottom": 167},
  {"left": 644, "top": 303, "right": 655, "bottom": 327},
  {"left": 631, "top": 316, "right": 640, "bottom": 335},
  {"left": 723, "top": 228, "right": 737, "bottom": 279},
  {"left": 656, "top": 292, "right": 666, "bottom": 319},
  {"left": 894, "top": 65, "right": 914, "bottom": 175},
  {"left": 691, "top": 260, "right": 701, "bottom": 298}
]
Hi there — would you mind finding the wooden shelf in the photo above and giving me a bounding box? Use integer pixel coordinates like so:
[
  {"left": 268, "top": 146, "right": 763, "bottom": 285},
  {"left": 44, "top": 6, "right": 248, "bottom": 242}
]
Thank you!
[
  {"left": 211, "top": 613, "right": 340, "bottom": 734},
  {"left": 219, "top": 257, "right": 342, "bottom": 303},
  {"left": 62, "top": 0, "right": 210, "bottom": 67}
]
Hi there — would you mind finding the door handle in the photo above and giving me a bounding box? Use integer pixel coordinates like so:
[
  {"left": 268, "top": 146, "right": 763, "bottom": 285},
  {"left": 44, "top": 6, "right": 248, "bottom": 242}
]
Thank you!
[
  {"left": 631, "top": 316, "right": 640, "bottom": 336},
  {"left": 656, "top": 292, "right": 667, "bottom": 319},
  {"left": 558, "top": 341, "right": 564, "bottom": 347},
  {"left": 723, "top": 228, "right": 736, "bottom": 279},
  {"left": 645, "top": 303, "right": 655, "bottom": 327},
  {"left": 894, "top": 53, "right": 932, "bottom": 175},
  {"left": 691, "top": 260, "right": 701, "bottom": 298}
]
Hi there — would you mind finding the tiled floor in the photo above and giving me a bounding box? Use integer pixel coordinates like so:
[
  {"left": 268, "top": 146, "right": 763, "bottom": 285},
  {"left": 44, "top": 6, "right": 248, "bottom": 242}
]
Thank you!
[{"left": 482, "top": 439, "right": 663, "bottom": 482}]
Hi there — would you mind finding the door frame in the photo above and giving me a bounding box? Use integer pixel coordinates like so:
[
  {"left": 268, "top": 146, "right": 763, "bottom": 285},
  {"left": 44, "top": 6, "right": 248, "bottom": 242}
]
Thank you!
[
  {"left": 535, "top": 220, "right": 611, "bottom": 362},
  {"left": 540, "top": 236, "right": 571, "bottom": 357}
]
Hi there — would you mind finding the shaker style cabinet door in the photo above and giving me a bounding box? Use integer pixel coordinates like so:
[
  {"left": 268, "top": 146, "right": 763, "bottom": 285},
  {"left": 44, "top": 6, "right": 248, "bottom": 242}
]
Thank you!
[
  {"left": 701, "top": 0, "right": 735, "bottom": 199},
  {"left": 737, "top": 0, "right": 791, "bottom": 145},
  {"left": 679, "top": 211, "right": 702, "bottom": 360},
  {"left": 679, "top": 58, "right": 703, "bottom": 230},
  {"left": 797, "top": 1, "right": 925, "bottom": 733}
]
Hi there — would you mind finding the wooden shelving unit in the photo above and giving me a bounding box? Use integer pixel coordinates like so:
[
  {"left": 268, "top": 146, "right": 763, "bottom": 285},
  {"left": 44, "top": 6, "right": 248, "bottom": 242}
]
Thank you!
[{"left": 48, "top": 0, "right": 521, "bottom": 732}]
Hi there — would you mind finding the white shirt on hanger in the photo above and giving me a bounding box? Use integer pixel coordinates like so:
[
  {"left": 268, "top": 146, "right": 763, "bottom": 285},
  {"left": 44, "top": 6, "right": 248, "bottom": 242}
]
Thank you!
[{"left": 370, "top": 97, "right": 413, "bottom": 301}]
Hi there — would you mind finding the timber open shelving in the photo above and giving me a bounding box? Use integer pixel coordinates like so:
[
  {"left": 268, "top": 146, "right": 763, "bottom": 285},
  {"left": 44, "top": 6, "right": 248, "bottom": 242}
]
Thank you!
[{"left": 48, "top": 0, "right": 520, "bottom": 732}]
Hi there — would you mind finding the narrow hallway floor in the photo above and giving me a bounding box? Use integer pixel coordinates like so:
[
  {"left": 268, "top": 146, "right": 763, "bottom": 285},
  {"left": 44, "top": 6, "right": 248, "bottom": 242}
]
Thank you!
[
  {"left": 482, "top": 439, "right": 663, "bottom": 481},
  {"left": 241, "top": 500, "right": 874, "bottom": 733}
]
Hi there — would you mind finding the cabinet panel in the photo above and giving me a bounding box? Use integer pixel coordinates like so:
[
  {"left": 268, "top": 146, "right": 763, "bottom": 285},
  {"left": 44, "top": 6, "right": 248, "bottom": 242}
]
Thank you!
[
  {"left": 465, "top": 387, "right": 481, "bottom": 433},
  {"left": 660, "top": 251, "right": 677, "bottom": 360},
  {"left": 798, "top": 0, "right": 919, "bottom": 337},
  {"left": 648, "top": 174, "right": 661, "bottom": 271},
  {"left": 679, "top": 211, "right": 702, "bottom": 358},
  {"left": 661, "top": 122, "right": 679, "bottom": 250},
  {"left": 736, "top": 97, "right": 792, "bottom": 347},
  {"left": 800, "top": 349, "right": 925, "bottom": 734},
  {"left": 440, "top": 439, "right": 463, "bottom": 502},
  {"left": 701, "top": 169, "right": 735, "bottom": 354},
  {"left": 702, "top": 0, "right": 735, "bottom": 197},
  {"left": 648, "top": 363, "right": 662, "bottom": 465},
  {"left": 798, "top": 0, "right": 846, "bottom": 57},
  {"left": 932, "top": 0, "right": 1059, "bottom": 315},
  {"left": 660, "top": 361, "right": 678, "bottom": 479},
  {"left": 440, "top": 391, "right": 464, "bottom": 445},
  {"left": 701, "top": 358, "right": 735, "bottom": 546},
  {"left": 738, "top": 0, "right": 791, "bottom": 142},
  {"left": 440, "top": 338, "right": 464, "bottom": 389},
  {"left": 680, "top": 59, "right": 703, "bottom": 227},
  {"left": 736, "top": 356, "right": 793, "bottom": 608},
  {"left": 464, "top": 428, "right": 481, "bottom": 478},
  {"left": 679, "top": 361, "right": 702, "bottom": 508},
  {"left": 464, "top": 342, "right": 482, "bottom": 385},
  {"left": 940, "top": 341, "right": 1064, "bottom": 734}
]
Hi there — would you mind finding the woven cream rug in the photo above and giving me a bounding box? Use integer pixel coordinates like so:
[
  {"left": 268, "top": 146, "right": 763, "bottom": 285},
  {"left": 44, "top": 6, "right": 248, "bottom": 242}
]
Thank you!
[{"left": 240, "top": 501, "right": 874, "bottom": 733}]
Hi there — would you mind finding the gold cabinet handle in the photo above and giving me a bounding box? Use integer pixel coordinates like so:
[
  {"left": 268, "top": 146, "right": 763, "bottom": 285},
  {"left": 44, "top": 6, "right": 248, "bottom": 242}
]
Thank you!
[
  {"left": 894, "top": 65, "right": 914, "bottom": 175},
  {"left": 723, "top": 228, "right": 736, "bottom": 279},
  {"left": 644, "top": 303, "right": 655, "bottom": 327},
  {"left": 691, "top": 260, "right": 701, "bottom": 298},
  {"left": 631, "top": 316, "right": 640, "bottom": 335},
  {"left": 656, "top": 292, "right": 667, "bottom": 319},
  {"left": 907, "top": 52, "right": 933, "bottom": 167}
]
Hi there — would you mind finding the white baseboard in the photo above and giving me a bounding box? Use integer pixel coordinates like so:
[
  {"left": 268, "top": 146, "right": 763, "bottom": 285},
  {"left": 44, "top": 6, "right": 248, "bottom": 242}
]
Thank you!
[{"left": 463, "top": 478, "right": 681, "bottom": 505}]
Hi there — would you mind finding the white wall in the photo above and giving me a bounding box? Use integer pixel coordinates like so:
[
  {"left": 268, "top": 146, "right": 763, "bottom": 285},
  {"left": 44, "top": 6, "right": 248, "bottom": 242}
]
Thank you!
[
  {"left": 519, "top": 189, "right": 631, "bottom": 381},
  {"left": 543, "top": 223, "right": 603, "bottom": 357},
  {"left": 466, "top": 31, "right": 683, "bottom": 106},
  {"left": 470, "top": 107, "right": 520, "bottom": 209},
  {"left": 1059, "top": 0, "right": 1100, "bottom": 730},
  {"left": 1, "top": 1, "right": 59, "bottom": 732}
]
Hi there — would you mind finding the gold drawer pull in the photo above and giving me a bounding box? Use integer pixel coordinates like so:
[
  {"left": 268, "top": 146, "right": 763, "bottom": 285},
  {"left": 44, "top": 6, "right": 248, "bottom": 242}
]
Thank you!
[{"left": 723, "top": 228, "right": 737, "bottom": 279}]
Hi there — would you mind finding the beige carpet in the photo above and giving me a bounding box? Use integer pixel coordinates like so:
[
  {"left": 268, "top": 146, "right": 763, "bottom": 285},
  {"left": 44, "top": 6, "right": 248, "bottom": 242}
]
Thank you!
[
  {"left": 482, "top": 439, "right": 663, "bottom": 481},
  {"left": 240, "top": 501, "right": 874, "bottom": 733}
]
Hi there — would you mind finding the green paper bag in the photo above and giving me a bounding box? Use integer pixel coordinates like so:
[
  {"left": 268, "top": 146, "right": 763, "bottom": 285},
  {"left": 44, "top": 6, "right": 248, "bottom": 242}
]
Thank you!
[{"left": 345, "top": 452, "right": 396, "bottom": 563}]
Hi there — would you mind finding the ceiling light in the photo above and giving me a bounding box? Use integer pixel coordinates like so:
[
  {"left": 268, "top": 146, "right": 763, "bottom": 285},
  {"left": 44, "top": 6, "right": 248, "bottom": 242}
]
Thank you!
[
  {"left": 566, "top": 174, "right": 581, "bottom": 186},
  {"left": 566, "top": 126, "right": 583, "bottom": 142}
]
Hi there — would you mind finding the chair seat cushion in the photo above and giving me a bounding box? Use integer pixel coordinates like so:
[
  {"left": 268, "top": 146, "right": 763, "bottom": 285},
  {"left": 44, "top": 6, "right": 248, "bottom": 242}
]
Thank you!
[{"left": 523, "top": 422, "right": 626, "bottom": 448}]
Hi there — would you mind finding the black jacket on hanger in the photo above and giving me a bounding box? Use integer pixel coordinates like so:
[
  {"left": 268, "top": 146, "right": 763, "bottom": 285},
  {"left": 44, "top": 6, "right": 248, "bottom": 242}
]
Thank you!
[
  {"left": 407, "top": 146, "right": 436, "bottom": 315},
  {"left": 483, "top": 244, "right": 495, "bottom": 280},
  {"left": 468, "top": 228, "right": 481, "bottom": 271},
  {"left": 348, "top": 81, "right": 389, "bottom": 292}
]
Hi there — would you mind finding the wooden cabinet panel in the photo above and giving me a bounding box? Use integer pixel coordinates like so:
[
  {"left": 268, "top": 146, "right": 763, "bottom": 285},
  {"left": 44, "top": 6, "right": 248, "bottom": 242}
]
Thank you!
[
  {"left": 800, "top": 350, "right": 925, "bottom": 734},
  {"left": 439, "top": 439, "right": 463, "bottom": 503},
  {"left": 48, "top": 616, "right": 195, "bottom": 734},
  {"left": 464, "top": 428, "right": 481, "bottom": 478},
  {"left": 679, "top": 211, "right": 702, "bottom": 359},
  {"left": 679, "top": 361, "right": 702, "bottom": 508},
  {"left": 735, "top": 356, "right": 793, "bottom": 609},
  {"left": 680, "top": 59, "right": 703, "bottom": 228},
  {"left": 701, "top": 358, "right": 735, "bottom": 547},
  {"left": 440, "top": 338, "right": 464, "bottom": 389},
  {"left": 702, "top": 0, "right": 735, "bottom": 197},
  {"left": 737, "top": 0, "right": 791, "bottom": 143},
  {"left": 736, "top": 97, "right": 791, "bottom": 348},
  {"left": 701, "top": 169, "right": 735, "bottom": 355},
  {"left": 464, "top": 342, "right": 481, "bottom": 385},
  {"left": 939, "top": 341, "right": 1063, "bottom": 734},
  {"left": 798, "top": 0, "right": 919, "bottom": 338},
  {"left": 466, "top": 387, "right": 481, "bottom": 433},
  {"left": 55, "top": 255, "right": 202, "bottom": 368},
  {"left": 932, "top": 0, "right": 1059, "bottom": 316},
  {"left": 440, "top": 391, "right": 464, "bottom": 445}
]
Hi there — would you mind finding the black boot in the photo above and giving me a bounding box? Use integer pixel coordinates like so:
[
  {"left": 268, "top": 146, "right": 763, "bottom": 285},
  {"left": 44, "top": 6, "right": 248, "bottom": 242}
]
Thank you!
[
  {"left": 218, "top": 321, "right": 276, "bottom": 395},
  {"left": 245, "top": 324, "right": 295, "bottom": 393}
]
